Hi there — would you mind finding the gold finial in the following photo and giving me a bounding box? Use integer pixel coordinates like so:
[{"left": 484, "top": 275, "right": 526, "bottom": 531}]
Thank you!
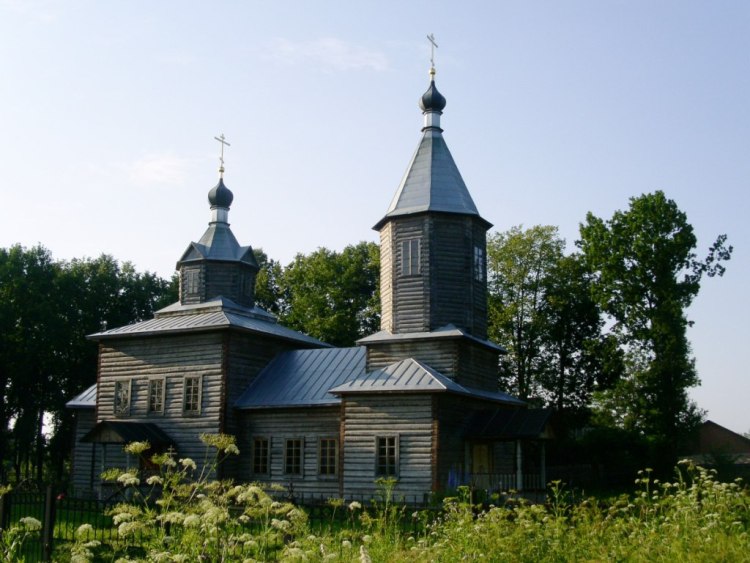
[
  {"left": 213, "top": 133, "right": 231, "bottom": 178},
  {"left": 426, "top": 33, "right": 438, "bottom": 78}
]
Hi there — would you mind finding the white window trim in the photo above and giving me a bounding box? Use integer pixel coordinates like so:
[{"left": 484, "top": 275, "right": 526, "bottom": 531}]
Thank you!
[
  {"left": 147, "top": 377, "right": 166, "bottom": 415},
  {"left": 182, "top": 374, "right": 203, "bottom": 416}
]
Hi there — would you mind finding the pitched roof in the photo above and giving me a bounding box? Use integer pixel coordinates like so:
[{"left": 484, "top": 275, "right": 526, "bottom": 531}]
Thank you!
[
  {"left": 374, "top": 129, "right": 489, "bottom": 230},
  {"left": 330, "top": 358, "right": 524, "bottom": 406},
  {"left": 235, "top": 347, "right": 366, "bottom": 409},
  {"left": 80, "top": 420, "right": 175, "bottom": 447},
  {"left": 178, "top": 222, "right": 258, "bottom": 267},
  {"left": 66, "top": 384, "right": 97, "bottom": 409},
  {"left": 358, "top": 324, "right": 506, "bottom": 353},
  {"left": 88, "top": 297, "right": 326, "bottom": 347},
  {"left": 466, "top": 408, "right": 553, "bottom": 440}
]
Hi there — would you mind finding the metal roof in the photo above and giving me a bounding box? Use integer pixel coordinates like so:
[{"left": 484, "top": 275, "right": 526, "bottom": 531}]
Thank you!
[
  {"left": 81, "top": 420, "right": 175, "bottom": 447},
  {"left": 88, "top": 297, "right": 326, "bottom": 347},
  {"left": 330, "top": 358, "right": 524, "bottom": 406},
  {"left": 66, "top": 384, "right": 97, "bottom": 409},
  {"left": 235, "top": 347, "right": 366, "bottom": 409},
  {"left": 374, "top": 129, "right": 489, "bottom": 229},
  {"left": 178, "top": 222, "right": 257, "bottom": 267},
  {"left": 358, "top": 324, "right": 506, "bottom": 353},
  {"left": 465, "top": 408, "right": 553, "bottom": 440}
]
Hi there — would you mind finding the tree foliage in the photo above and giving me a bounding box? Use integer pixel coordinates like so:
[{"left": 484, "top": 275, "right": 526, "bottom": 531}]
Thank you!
[
  {"left": 275, "top": 242, "right": 380, "bottom": 347},
  {"left": 0, "top": 245, "right": 177, "bottom": 483},
  {"left": 487, "top": 226, "right": 612, "bottom": 421},
  {"left": 579, "top": 191, "right": 732, "bottom": 462}
]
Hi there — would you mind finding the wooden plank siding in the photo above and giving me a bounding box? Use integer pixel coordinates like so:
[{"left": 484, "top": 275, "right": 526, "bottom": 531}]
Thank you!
[
  {"left": 366, "top": 339, "right": 458, "bottom": 378},
  {"left": 69, "top": 409, "right": 100, "bottom": 496},
  {"left": 97, "top": 333, "right": 225, "bottom": 473},
  {"left": 222, "top": 333, "right": 308, "bottom": 479},
  {"left": 456, "top": 340, "right": 500, "bottom": 391},
  {"left": 237, "top": 408, "right": 341, "bottom": 496},
  {"left": 341, "top": 395, "right": 433, "bottom": 500}
]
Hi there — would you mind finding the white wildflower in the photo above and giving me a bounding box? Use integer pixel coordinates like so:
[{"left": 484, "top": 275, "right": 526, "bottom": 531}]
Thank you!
[
  {"left": 75, "top": 523, "right": 94, "bottom": 538},
  {"left": 146, "top": 475, "right": 163, "bottom": 486},
  {"left": 360, "top": 544, "right": 372, "bottom": 563},
  {"left": 342, "top": 540, "right": 352, "bottom": 549},
  {"left": 180, "top": 458, "right": 197, "bottom": 471},
  {"left": 20, "top": 516, "right": 42, "bottom": 531},
  {"left": 183, "top": 514, "right": 200, "bottom": 528},
  {"left": 116, "top": 472, "right": 140, "bottom": 487},
  {"left": 348, "top": 501, "right": 362, "bottom": 511},
  {"left": 225, "top": 443, "right": 240, "bottom": 455},
  {"left": 124, "top": 441, "right": 150, "bottom": 455}
]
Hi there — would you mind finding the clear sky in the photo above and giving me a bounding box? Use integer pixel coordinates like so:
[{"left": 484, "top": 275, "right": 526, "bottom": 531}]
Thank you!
[{"left": 1, "top": 1, "right": 748, "bottom": 434}]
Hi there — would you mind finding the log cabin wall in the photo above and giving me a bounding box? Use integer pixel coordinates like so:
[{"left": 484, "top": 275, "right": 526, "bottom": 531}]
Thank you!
[
  {"left": 97, "top": 332, "right": 224, "bottom": 471},
  {"left": 456, "top": 340, "right": 500, "bottom": 391},
  {"left": 237, "top": 407, "right": 341, "bottom": 497},
  {"left": 341, "top": 395, "right": 433, "bottom": 499},
  {"left": 365, "top": 339, "right": 458, "bottom": 378}
]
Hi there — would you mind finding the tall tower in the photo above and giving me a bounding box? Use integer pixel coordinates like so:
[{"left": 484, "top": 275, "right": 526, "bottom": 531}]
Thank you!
[
  {"left": 176, "top": 170, "right": 259, "bottom": 308},
  {"left": 374, "top": 67, "right": 492, "bottom": 339},
  {"left": 362, "top": 65, "right": 501, "bottom": 392}
]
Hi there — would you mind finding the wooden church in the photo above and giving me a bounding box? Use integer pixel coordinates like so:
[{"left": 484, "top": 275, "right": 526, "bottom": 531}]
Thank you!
[{"left": 67, "top": 64, "right": 552, "bottom": 501}]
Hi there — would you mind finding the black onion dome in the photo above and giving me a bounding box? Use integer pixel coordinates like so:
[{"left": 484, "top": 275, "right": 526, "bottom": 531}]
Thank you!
[
  {"left": 208, "top": 177, "right": 234, "bottom": 208},
  {"left": 419, "top": 80, "right": 447, "bottom": 112}
]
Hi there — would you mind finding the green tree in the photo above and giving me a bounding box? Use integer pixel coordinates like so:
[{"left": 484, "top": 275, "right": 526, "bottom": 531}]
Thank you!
[
  {"left": 487, "top": 225, "right": 565, "bottom": 401},
  {"left": 280, "top": 242, "right": 379, "bottom": 347},
  {"left": 579, "top": 191, "right": 732, "bottom": 465}
]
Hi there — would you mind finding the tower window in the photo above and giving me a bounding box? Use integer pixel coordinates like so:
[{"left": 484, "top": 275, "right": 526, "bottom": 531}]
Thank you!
[
  {"left": 185, "top": 270, "right": 200, "bottom": 295},
  {"left": 253, "top": 437, "right": 269, "bottom": 475},
  {"left": 473, "top": 246, "right": 485, "bottom": 281},
  {"left": 400, "top": 238, "right": 421, "bottom": 276}
]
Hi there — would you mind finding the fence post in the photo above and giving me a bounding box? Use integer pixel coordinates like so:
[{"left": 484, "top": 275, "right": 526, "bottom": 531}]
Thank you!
[
  {"left": 41, "top": 485, "right": 56, "bottom": 562},
  {"left": 0, "top": 492, "right": 10, "bottom": 530}
]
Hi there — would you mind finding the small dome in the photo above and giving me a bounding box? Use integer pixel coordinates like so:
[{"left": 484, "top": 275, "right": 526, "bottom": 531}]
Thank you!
[
  {"left": 208, "top": 178, "right": 234, "bottom": 208},
  {"left": 419, "top": 80, "right": 446, "bottom": 112}
]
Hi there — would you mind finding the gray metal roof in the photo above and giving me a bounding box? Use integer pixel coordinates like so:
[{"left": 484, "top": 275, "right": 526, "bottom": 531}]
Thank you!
[
  {"left": 235, "top": 347, "right": 366, "bottom": 409},
  {"left": 178, "top": 222, "right": 257, "bottom": 267},
  {"left": 81, "top": 420, "right": 175, "bottom": 447},
  {"left": 330, "top": 358, "right": 524, "bottom": 406},
  {"left": 88, "top": 297, "right": 326, "bottom": 347},
  {"left": 374, "top": 129, "right": 489, "bottom": 229},
  {"left": 66, "top": 384, "right": 97, "bottom": 409},
  {"left": 358, "top": 324, "right": 506, "bottom": 353}
]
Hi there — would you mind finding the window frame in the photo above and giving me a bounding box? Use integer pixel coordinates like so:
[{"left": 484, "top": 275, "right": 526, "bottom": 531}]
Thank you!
[
  {"left": 252, "top": 437, "right": 270, "bottom": 476},
  {"left": 317, "top": 437, "right": 338, "bottom": 478},
  {"left": 375, "top": 435, "right": 399, "bottom": 477},
  {"left": 182, "top": 375, "right": 203, "bottom": 416},
  {"left": 147, "top": 378, "right": 166, "bottom": 415},
  {"left": 473, "top": 245, "right": 485, "bottom": 282},
  {"left": 113, "top": 379, "right": 132, "bottom": 417},
  {"left": 400, "top": 238, "right": 421, "bottom": 277},
  {"left": 284, "top": 438, "right": 304, "bottom": 476},
  {"left": 185, "top": 269, "right": 200, "bottom": 295}
]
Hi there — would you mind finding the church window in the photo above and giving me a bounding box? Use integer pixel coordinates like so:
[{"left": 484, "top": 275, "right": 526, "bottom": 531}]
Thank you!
[
  {"left": 185, "top": 270, "right": 200, "bottom": 295},
  {"left": 253, "top": 437, "right": 269, "bottom": 474},
  {"left": 318, "top": 438, "right": 338, "bottom": 477},
  {"left": 183, "top": 375, "right": 202, "bottom": 415},
  {"left": 401, "top": 238, "right": 421, "bottom": 276},
  {"left": 284, "top": 438, "right": 303, "bottom": 475},
  {"left": 113, "top": 380, "right": 131, "bottom": 416},
  {"left": 148, "top": 378, "right": 165, "bottom": 414},
  {"left": 473, "top": 245, "right": 485, "bottom": 281},
  {"left": 375, "top": 435, "right": 398, "bottom": 477}
]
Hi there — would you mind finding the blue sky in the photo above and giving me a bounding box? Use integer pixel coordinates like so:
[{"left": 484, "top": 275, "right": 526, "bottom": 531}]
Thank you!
[{"left": 1, "top": 1, "right": 748, "bottom": 434}]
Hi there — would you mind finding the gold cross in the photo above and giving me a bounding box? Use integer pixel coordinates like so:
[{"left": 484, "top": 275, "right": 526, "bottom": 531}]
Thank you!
[
  {"left": 214, "top": 133, "right": 231, "bottom": 177},
  {"left": 427, "top": 33, "right": 438, "bottom": 69}
]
